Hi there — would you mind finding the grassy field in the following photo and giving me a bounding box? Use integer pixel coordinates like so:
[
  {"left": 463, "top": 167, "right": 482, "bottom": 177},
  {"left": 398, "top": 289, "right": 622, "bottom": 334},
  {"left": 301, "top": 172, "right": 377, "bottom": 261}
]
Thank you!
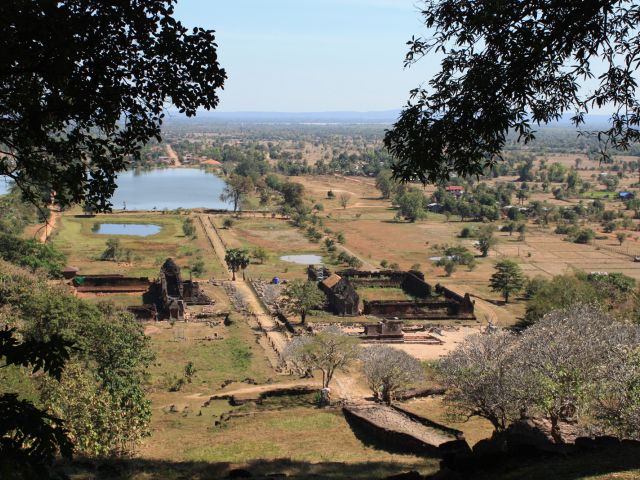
[
  {"left": 358, "top": 286, "right": 413, "bottom": 303},
  {"left": 212, "top": 215, "right": 324, "bottom": 281},
  {"left": 126, "top": 319, "right": 440, "bottom": 479},
  {"left": 51, "top": 210, "right": 224, "bottom": 279}
]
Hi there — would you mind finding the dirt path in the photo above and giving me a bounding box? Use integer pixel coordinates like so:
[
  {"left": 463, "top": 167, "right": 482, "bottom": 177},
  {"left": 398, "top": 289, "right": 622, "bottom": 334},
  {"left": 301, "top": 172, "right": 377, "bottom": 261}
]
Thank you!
[
  {"left": 198, "top": 215, "right": 230, "bottom": 276},
  {"left": 337, "top": 244, "right": 378, "bottom": 271},
  {"left": 332, "top": 369, "right": 371, "bottom": 403},
  {"left": 234, "top": 281, "right": 290, "bottom": 356},
  {"left": 202, "top": 379, "right": 317, "bottom": 401},
  {"left": 332, "top": 174, "right": 376, "bottom": 187},
  {"left": 198, "top": 213, "right": 291, "bottom": 360},
  {"left": 165, "top": 144, "right": 181, "bottom": 166}
]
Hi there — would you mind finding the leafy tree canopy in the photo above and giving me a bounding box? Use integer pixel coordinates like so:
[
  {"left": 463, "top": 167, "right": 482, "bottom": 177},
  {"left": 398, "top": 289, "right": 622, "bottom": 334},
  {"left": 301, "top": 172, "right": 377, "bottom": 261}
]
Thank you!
[
  {"left": 224, "top": 248, "right": 250, "bottom": 281},
  {"left": 0, "top": 261, "right": 154, "bottom": 466},
  {"left": 0, "top": 234, "right": 65, "bottom": 277},
  {"left": 489, "top": 260, "right": 524, "bottom": 303},
  {"left": 385, "top": 0, "right": 640, "bottom": 183},
  {"left": 282, "top": 280, "right": 326, "bottom": 324},
  {"left": 0, "top": 0, "right": 225, "bottom": 211},
  {"left": 524, "top": 272, "right": 639, "bottom": 325}
]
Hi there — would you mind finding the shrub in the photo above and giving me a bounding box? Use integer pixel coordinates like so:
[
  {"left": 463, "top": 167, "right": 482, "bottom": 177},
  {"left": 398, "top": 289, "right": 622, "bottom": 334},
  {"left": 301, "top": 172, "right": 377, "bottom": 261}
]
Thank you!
[
  {"left": 182, "top": 217, "right": 196, "bottom": 237},
  {"left": 459, "top": 226, "right": 473, "bottom": 238},
  {"left": 190, "top": 259, "right": 206, "bottom": 277},
  {"left": 347, "top": 256, "right": 363, "bottom": 269},
  {"left": 572, "top": 228, "right": 595, "bottom": 244}
]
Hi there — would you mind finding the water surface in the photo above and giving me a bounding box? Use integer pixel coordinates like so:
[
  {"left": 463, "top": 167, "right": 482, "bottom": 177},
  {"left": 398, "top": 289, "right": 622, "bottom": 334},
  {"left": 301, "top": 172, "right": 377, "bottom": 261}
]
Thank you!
[
  {"left": 95, "top": 223, "right": 161, "bottom": 237},
  {"left": 110, "top": 168, "right": 232, "bottom": 211},
  {"left": 280, "top": 254, "right": 323, "bottom": 265},
  {"left": 0, "top": 177, "right": 11, "bottom": 195}
]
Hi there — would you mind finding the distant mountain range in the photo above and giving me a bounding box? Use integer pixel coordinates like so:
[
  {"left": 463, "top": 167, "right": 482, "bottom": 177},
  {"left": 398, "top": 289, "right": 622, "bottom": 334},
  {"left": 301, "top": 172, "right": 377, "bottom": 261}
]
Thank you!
[
  {"left": 166, "top": 109, "right": 402, "bottom": 124},
  {"left": 165, "top": 109, "right": 613, "bottom": 128}
]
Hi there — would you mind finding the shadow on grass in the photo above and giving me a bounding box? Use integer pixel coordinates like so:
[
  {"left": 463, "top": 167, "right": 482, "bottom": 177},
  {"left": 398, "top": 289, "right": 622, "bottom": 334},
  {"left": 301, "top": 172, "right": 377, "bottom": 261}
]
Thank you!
[
  {"left": 59, "top": 457, "right": 429, "bottom": 480},
  {"left": 56, "top": 442, "right": 640, "bottom": 480},
  {"left": 464, "top": 442, "right": 640, "bottom": 480},
  {"left": 342, "top": 411, "right": 440, "bottom": 458}
]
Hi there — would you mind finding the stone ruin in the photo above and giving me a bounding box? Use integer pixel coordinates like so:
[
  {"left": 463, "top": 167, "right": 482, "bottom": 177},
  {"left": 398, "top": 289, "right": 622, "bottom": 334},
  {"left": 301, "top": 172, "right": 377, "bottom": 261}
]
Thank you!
[
  {"left": 318, "top": 273, "right": 359, "bottom": 316},
  {"left": 149, "top": 258, "right": 212, "bottom": 321},
  {"left": 362, "top": 319, "right": 404, "bottom": 341},
  {"left": 360, "top": 319, "right": 444, "bottom": 345},
  {"left": 72, "top": 274, "right": 150, "bottom": 293},
  {"left": 69, "top": 258, "right": 213, "bottom": 321},
  {"left": 308, "top": 267, "right": 475, "bottom": 321}
]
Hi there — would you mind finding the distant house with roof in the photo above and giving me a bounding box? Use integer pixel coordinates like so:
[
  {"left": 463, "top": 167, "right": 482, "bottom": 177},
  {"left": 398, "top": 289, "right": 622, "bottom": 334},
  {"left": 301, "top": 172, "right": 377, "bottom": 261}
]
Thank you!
[
  {"left": 445, "top": 185, "right": 464, "bottom": 197},
  {"left": 201, "top": 159, "right": 222, "bottom": 167}
]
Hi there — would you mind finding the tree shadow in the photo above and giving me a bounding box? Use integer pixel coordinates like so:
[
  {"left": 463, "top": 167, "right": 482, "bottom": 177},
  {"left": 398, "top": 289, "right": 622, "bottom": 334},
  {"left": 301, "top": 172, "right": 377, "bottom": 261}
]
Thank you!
[
  {"left": 454, "top": 442, "right": 640, "bottom": 480},
  {"left": 54, "top": 441, "right": 640, "bottom": 480},
  {"left": 342, "top": 411, "right": 443, "bottom": 458},
  {"left": 57, "top": 457, "right": 430, "bottom": 480}
]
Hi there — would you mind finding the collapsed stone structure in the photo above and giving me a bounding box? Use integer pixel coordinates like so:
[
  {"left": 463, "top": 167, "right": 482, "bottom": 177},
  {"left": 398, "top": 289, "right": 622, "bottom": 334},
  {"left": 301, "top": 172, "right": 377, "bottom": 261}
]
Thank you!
[
  {"left": 360, "top": 320, "right": 444, "bottom": 344},
  {"left": 309, "top": 267, "right": 475, "bottom": 321},
  {"left": 72, "top": 274, "right": 150, "bottom": 293},
  {"left": 70, "top": 258, "right": 212, "bottom": 321}
]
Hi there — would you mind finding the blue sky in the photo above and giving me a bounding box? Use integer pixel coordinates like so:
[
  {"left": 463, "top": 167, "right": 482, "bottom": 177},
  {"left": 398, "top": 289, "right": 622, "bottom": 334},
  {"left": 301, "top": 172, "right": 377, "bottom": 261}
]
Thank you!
[{"left": 174, "top": 0, "right": 432, "bottom": 112}]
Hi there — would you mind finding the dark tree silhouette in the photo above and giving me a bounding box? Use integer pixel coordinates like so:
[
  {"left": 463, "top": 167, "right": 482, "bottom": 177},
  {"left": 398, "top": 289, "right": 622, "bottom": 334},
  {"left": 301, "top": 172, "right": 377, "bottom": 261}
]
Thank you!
[
  {"left": 0, "top": 327, "right": 74, "bottom": 475},
  {"left": 386, "top": 1, "right": 640, "bottom": 183},
  {"left": 0, "top": 0, "right": 226, "bottom": 211}
]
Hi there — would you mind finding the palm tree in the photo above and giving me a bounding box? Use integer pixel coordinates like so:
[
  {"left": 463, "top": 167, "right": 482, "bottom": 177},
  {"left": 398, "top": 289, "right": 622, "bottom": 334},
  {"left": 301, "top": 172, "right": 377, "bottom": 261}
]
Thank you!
[{"left": 224, "top": 248, "right": 250, "bottom": 281}]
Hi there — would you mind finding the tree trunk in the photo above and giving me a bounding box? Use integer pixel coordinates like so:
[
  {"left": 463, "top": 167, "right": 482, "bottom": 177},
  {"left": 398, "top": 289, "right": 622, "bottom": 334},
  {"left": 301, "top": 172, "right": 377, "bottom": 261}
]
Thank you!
[
  {"left": 550, "top": 415, "right": 564, "bottom": 444},
  {"left": 382, "top": 388, "right": 392, "bottom": 405},
  {"left": 504, "top": 290, "right": 509, "bottom": 303},
  {"left": 231, "top": 269, "right": 236, "bottom": 281},
  {"left": 324, "top": 368, "right": 334, "bottom": 388},
  {"left": 300, "top": 311, "right": 306, "bottom": 324}
]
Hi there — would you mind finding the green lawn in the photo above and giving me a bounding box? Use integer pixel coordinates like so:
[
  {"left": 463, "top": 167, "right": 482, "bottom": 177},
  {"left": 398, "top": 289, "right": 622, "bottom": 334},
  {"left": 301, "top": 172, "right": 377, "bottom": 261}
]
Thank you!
[
  {"left": 52, "top": 211, "right": 223, "bottom": 278},
  {"left": 214, "top": 216, "right": 324, "bottom": 281},
  {"left": 580, "top": 190, "right": 618, "bottom": 199},
  {"left": 147, "top": 318, "right": 274, "bottom": 389}
]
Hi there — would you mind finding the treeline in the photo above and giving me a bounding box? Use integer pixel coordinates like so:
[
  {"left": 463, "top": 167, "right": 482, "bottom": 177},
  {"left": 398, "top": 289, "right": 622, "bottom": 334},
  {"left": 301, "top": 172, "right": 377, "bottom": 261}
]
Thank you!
[
  {"left": 375, "top": 169, "right": 638, "bottom": 245},
  {"left": 146, "top": 124, "right": 640, "bottom": 183}
]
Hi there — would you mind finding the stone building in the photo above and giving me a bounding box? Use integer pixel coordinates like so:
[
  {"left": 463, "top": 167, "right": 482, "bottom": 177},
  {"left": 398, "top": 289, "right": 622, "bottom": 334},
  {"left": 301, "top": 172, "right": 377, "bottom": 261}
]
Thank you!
[
  {"left": 155, "top": 258, "right": 211, "bottom": 320},
  {"left": 362, "top": 320, "right": 404, "bottom": 341},
  {"left": 319, "top": 273, "right": 360, "bottom": 316}
]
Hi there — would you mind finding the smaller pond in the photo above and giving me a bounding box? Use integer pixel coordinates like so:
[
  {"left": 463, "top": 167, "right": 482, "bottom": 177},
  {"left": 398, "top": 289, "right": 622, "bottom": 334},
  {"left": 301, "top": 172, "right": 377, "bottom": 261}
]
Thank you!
[
  {"left": 94, "top": 223, "right": 161, "bottom": 237},
  {"left": 280, "top": 254, "right": 323, "bottom": 265},
  {"left": 429, "top": 256, "right": 455, "bottom": 262},
  {"left": 0, "top": 177, "right": 11, "bottom": 195}
]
